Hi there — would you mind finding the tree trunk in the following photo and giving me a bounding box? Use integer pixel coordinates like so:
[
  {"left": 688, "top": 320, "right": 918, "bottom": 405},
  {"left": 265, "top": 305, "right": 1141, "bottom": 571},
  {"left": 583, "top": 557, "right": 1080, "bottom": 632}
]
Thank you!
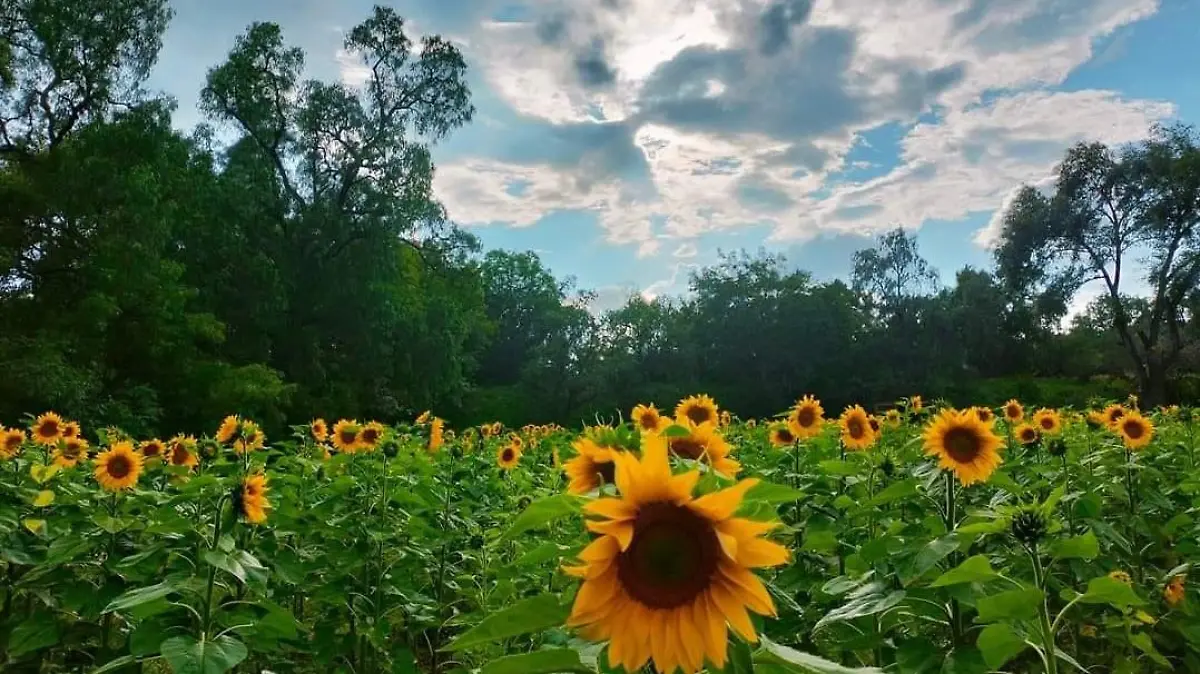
[{"left": 1140, "top": 355, "right": 1169, "bottom": 408}]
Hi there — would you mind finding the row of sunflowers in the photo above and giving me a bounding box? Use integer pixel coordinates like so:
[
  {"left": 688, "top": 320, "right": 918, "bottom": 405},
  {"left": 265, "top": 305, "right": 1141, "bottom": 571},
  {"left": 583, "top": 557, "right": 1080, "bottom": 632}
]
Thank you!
[{"left": 0, "top": 393, "right": 1195, "bottom": 673}]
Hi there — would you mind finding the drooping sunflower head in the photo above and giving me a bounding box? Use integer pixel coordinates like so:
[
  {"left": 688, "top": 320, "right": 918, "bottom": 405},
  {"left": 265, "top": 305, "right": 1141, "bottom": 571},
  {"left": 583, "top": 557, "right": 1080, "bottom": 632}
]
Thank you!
[
  {"left": 357, "top": 421, "right": 384, "bottom": 450},
  {"left": 1015, "top": 423, "right": 1040, "bottom": 446},
  {"left": 1103, "top": 404, "right": 1126, "bottom": 428},
  {"left": 768, "top": 423, "right": 796, "bottom": 447},
  {"left": 62, "top": 421, "right": 81, "bottom": 440},
  {"left": 922, "top": 408, "right": 1003, "bottom": 486},
  {"left": 168, "top": 435, "right": 199, "bottom": 469},
  {"left": 790, "top": 395, "right": 825, "bottom": 438},
  {"left": 1032, "top": 408, "right": 1062, "bottom": 435},
  {"left": 216, "top": 415, "right": 240, "bottom": 444},
  {"left": 1116, "top": 410, "right": 1154, "bottom": 450},
  {"left": 665, "top": 419, "right": 740, "bottom": 477},
  {"left": 496, "top": 442, "right": 522, "bottom": 471},
  {"left": 332, "top": 419, "right": 361, "bottom": 453},
  {"left": 310, "top": 418, "right": 328, "bottom": 442},
  {"left": 234, "top": 474, "right": 270, "bottom": 524},
  {"left": 54, "top": 438, "right": 90, "bottom": 467},
  {"left": 565, "top": 437, "right": 620, "bottom": 494},
  {"left": 1003, "top": 399, "right": 1024, "bottom": 422},
  {"left": 0, "top": 428, "right": 25, "bottom": 459},
  {"left": 973, "top": 407, "right": 995, "bottom": 425},
  {"left": 32, "top": 412, "right": 65, "bottom": 445},
  {"left": 235, "top": 420, "right": 264, "bottom": 454},
  {"left": 839, "top": 405, "right": 876, "bottom": 451},
  {"left": 1164, "top": 576, "right": 1186, "bottom": 606},
  {"left": 675, "top": 394, "right": 719, "bottom": 427},
  {"left": 139, "top": 438, "right": 165, "bottom": 460},
  {"left": 1009, "top": 506, "right": 1048, "bottom": 546},
  {"left": 94, "top": 441, "right": 144, "bottom": 492},
  {"left": 631, "top": 404, "right": 668, "bottom": 434},
  {"left": 564, "top": 434, "right": 789, "bottom": 674},
  {"left": 428, "top": 417, "right": 445, "bottom": 453}
]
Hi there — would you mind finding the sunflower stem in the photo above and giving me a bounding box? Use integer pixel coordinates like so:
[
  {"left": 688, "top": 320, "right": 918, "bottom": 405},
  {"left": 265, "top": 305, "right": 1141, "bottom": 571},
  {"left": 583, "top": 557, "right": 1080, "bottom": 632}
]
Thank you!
[
  {"left": 1029, "top": 543, "right": 1059, "bottom": 674},
  {"left": 201, "top": 495, "right": 229, "bottom": 636},
  {"left": 943, "top": 470, "right": 963, "bottom": 645}
]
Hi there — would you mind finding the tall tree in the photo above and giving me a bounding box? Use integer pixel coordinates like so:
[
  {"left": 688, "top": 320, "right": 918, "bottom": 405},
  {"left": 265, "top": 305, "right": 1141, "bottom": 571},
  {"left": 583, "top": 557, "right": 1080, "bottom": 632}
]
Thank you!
[{"left": 851, "top": 226, "right": 939, "bottom": 314}]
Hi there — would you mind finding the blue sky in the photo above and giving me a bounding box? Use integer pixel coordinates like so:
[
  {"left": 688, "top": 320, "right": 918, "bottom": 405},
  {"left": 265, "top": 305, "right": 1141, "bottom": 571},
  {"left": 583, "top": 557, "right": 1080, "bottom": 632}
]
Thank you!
[{"left": 148, "top": 0, "right": 1199, "bottom": 311}]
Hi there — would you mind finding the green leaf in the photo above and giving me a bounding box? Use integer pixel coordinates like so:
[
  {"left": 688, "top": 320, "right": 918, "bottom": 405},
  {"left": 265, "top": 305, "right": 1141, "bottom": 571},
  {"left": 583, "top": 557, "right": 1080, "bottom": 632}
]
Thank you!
[
  {"left": 902, "top": 536, "right": 959, "bottom": 585},
  {"left": 975, "top": 588, "right": 1043, "bottom": 623},
  {"left": 160, "top": 635, "right": 248, "bottom": 674},
  {"left": 720, "top": 639, "right": 755, "bottom": 674},
  {"left": 513, "top": 542, "right": 577, "bottom": 568},
  {"left": 31, "top": 490, "right": 55, "bottom": 507},
  {"left": 1077, "top": 576, "right": 1146, "bottom": 609},
  {"left": 662, "top": 424, "right": 691, "bottom": 438},
  {"left": 91, "top": 655, "right": 149, "bottom": 673},
  {"left": 480, "top": 649, "right": 592, "bottom": 674},
  {"left": 940, "top": 647, "right": 988, "bottom": 674},
  {"left": 104, "top": 581, "right": 176, "bottom": 614},
  {"left": 1050, "top": 530, "right": 1099, "bottom": 561},
  {"left": 754, "top": 637, "right": 883, "bottom": 673},
  {"left": 203, "top": 549, "right": 266, "bottom": 584},
  {"left": 443, "top": 595, "right": 570, "bottom": 652},
  {"left": 1128, "top": 632, "right": 1170, "bottom": 667},
  {"left": 931, "top": 555, "right": 998, "bottom": 587},
  {"left": 818, "top": 460, "right": 858, "bottom": 476},
  {"left": 954, "top": 520, "right": 1007, "bottom": 537},
  {"left": 8, "top": 611, "right": 60, "bottom": 656},
  {"left": 802, "top": 528, "right": 838, "bottom": 554},
  {"left": 744, "top": 481, "right": 806, "bottom": 505},
  {"left": 976, "top": 623, "right": 1028, "bottom": 669},
  {"left": 500, "top": 494, "right": 584, "bottom": 542},
  {"left": 867, "top": 479, "right": 918, "bottom": 507}
]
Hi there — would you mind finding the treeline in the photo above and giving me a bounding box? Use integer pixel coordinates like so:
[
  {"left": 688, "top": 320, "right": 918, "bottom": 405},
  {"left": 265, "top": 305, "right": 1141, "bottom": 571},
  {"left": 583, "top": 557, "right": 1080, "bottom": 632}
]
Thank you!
[{"left": 2, "top": 1, "right": 1198, "bottom": 437}]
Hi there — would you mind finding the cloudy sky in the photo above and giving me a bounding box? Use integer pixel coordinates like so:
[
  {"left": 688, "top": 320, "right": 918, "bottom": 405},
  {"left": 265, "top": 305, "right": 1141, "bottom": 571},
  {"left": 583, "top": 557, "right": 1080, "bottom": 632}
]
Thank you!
[{"left": 149, "top": 0, "right": 1199, "bottom": 310}]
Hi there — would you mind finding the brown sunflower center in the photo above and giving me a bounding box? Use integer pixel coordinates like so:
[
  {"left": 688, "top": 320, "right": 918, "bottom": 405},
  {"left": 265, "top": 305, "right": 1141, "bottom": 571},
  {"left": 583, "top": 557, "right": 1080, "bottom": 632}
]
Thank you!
[
  {"left": 107, "top": 455, "right": 133, "bottom": 479},
  {"left": 361, "top": 428, "right": 380, "bottom": 444},
  {"left": 1122, "top": 419, "right": 1145, "bottom": 439},
  {"left": 847, "top": 418, "right": 865, "bottom": 439},
  {"left": 63, "top": 442, "right": 84, "bottom": 459},
  {"left": 172, "top": 444, "right": 190, "bottom": 464},
  {"left": 143, "top": 443, "right": 162, "bottom": 457},
  {"left": 1021, "top": 428, "right": 1037, "bottom": 443},
  {"left": 617, "top": 502, "right": 720, "bottom": 609},
  {"left": 4, "top": 436, "right": 18, "bottom": 451},
  {"left": 38, "top": 420, "right": 59, "bottom": 437},
  {"left": 1039, "top": 417, "right": 1054, "bottom": 430},
  {"left": 1006, "top": 405, "right": 1020, "bottom": 418},
  {"left": 869, "top": 418, "right": 881, "bottom": 433},
  {"left": 942, "top": 427, "right": 982, "bottom": 463},
  {"left": 685, "top": 405, "right": 713, "bottom": 425},
  {"left": 669, "top": 437, "right": 705, "bottom": 461},
  {"left": 796, "top": 407, "right": 816, "bottom": 427},
  {"left": 977, "top": 409, "right": 992, "bottom": 422},
  {"left": 638, "top": 412, "right": 659, "bottom": 431},
  {"left": 777, "top": 429, "right": 795, "bottom": 444},
  {"left": 501, "top": 448, "right": 515, "bottom": 463},
  {"left": 339, "top": 429, "right": 357, "bottom": 445},
  {"left": 1108, "top": 410, "right": 1124, "bottom": 423}
]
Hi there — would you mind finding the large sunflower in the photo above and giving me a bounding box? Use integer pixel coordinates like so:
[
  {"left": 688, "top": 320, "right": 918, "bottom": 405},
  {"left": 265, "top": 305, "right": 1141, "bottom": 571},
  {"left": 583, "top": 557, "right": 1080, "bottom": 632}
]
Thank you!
[
  {"left": 32, "top": 412, "right": 65, "bottom": 446},
  {"left": 357, "top": 421, "right": 384, "bottom": 451},
  {"left": 311, "top": 418, "right": 328, "bottom": 443},
  {"left": 236, "top": 474, "right": 270, "bottom": 524},
  {"left": 0, "top": 427, "right": 25, "bottom": 459},
  {"left": 631, "top": 404, "right": 669, "bottom": 434},
  {"left": 676, "top": 394, "right": 720, "bottom": 427},
  {"left": 53, "top": 438, "right": 90, "bottom": 468},
  {"left": 789, "top": 396, "right": 825, "bottom": 439},
  {"left": 428, "top": 417, "right": 445, "bottom": 453},
  {"left": 564, "top": 434, "right": 789, "bottom": 673},
  {"left": 769, "top": 423, "right": 796, "bottom": 447},
  {"left": 1103, "top": 404, "right": 1127, "bottom": 428},
  {"left": 565, "top": 437, "right": 620, "bottom": 494},
  {"left": 497, "top": 442, "right": 522, "bottom": 471},
  {"left": 95, "top": 441, "right": 144, "bottom": 492},
  {"left": 1032, "top": 408, "right": 1063, "bottom": 435},
  {"left": 1003, "top": 399, "right": 1024, "bottom": 423},
  {"left": 922, "top": 409, "right": 1003, "bottom": 485},
  {"left": 216, "top": 415, "right": 240, "bottom": 444},
  {"left": 168, "top": 435, "right": 199, "bottom": 469},
  {"left": 839, "top": 405, "right": 876, "bottom": 451},
  {"left": 666, "top": 420, "right": 740, "bottom": 477},
  {"left": 332, "top": 419, "right": 361, "bottom": 453},
  {"left": 1015, "top": 423, "right": 1040, "bottom": 446},
  {"left": 1116, "top": 410, "right": 1154, "bottom": 450}
]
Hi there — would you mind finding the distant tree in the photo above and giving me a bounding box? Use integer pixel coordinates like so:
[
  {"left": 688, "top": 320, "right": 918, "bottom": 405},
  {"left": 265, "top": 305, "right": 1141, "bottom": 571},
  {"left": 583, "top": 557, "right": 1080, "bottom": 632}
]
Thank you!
[{"left": 851, "top": 226, "right": 939, "bottom": 313}]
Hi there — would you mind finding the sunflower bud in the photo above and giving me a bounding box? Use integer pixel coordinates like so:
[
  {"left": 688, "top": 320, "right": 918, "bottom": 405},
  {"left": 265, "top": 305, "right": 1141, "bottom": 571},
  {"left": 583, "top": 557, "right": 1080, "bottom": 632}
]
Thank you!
[
  {"left": 1047, "top": 438, "right": 1067, "bottom": 457},
  {"left": 1010, "top": 508, "right": 1048, "bottom": 546},
  {"left": 199, "top": 438, "right": 220, "bottom": 460},
  {"left": 382, "top": 440, "right": 400, "bottom": 458},
  {"left": 880, "top": 456, "right": 896, "bottom": 478}
]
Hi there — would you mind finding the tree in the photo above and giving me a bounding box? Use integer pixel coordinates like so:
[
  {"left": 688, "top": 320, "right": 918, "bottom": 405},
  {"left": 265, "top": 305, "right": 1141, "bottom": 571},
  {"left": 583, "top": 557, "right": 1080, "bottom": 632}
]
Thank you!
[
  {"left": 851, "top": 226, "right": 939, "bottom": 314},
  {"left": 995, "top": 126, "right": 1200, "bottom": 404}
]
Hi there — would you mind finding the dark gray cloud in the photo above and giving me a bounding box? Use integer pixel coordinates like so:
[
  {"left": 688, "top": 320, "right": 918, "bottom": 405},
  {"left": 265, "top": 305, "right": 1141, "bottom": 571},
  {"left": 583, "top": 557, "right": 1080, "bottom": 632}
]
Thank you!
[
  {"left": 489, "top": 117, "right": 651, "bottom": 188},
  {"left": 758, "top": 0, "right": 813, "bottom": 55},
  {"left": 574, "top": 38, "right": 617, "bottom": 87},
  {"left": 533, "top": 9, "right": 617, "bottom": 89}
]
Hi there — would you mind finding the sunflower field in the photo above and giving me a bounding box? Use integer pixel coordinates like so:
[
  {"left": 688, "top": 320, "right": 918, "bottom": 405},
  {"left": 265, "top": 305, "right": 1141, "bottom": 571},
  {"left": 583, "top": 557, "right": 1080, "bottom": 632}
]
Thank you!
[{"left": 0, "top": 393, "right": 1196, "bottom": 674}]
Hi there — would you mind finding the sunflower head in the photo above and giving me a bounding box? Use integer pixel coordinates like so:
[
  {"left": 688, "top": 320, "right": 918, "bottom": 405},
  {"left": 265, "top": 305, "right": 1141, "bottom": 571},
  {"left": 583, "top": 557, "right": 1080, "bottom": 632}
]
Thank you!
[
  {"left": 1108, "top": 570, "right": 1133, "bottom": 586},
  {"left": 565, "top": 437, "right": 620, "bottom": 494},
  {"left": 54, "top": 437, "right": 90, "bottom": 467},
  {"left": 973, "top": 407, "right": 995, "bottom": 424},
  {"left": 1015, "top": 423, "right": 1040, "bottom": 446},
  {"left": 789, "top": 396, "right": 825, "bottom": 438},
  {"left": 0, "top": 428, "right": 25, "bottom": 459},
  {"left": 1009, "top": 506, "right": 1048, "bottom": 546},
  {"left": 665, "top": 419, "right": 740, "bottom": 477},
  {"left": 428, "top": 418, "right": 445, "bottom": 453},
  {"left": 922, "top": 408, "right": 1003, "bottom": 486},
  {"left": 1085, "top": 411, "right": 1106, "bottom": 430},
  {"left": 332, "top": 419, "right": 362, "bottom": 453},
  {"left": 234, "top": 474, "right": 270, "bottom": 524},
  {"left": 868, "top": 416, "right": 882, "bottom": 434},
  {"left": 168, "top": 435, "right": 199, "bottom": 469},
  {"left": 1117, "top": 410, "right": 1154, "bottom": 450},
  {"left": 496, "top": 442, "right": 522, "bottom": 471},
  {"left": 94, "top": 441, "right": 144, "bottom": 492},
  {"left": 310, "top": 418, "right": 328, "bottom": 442},
  {"left": 357, "top": 421, "right": 384, "bottom": 450},
  {"left": 884, "top": 409, "right": 902, "bottom": 428},
  {"left": 720, "top": 410, "right": 732, "bottom": 426},
  {"left": 216, "top": 415, "right": 240, "bottom": 444},
  {"left": 198, "top": 438, "right": 221, "bottom": 461},
  {"left": 631, "top": 404, "right": 668, "bottom": 434},
  {"left": 1003, "top": 399, "right": 1024, "bottom": 422},
  {"left": 768, "top": 423, "right": 796, "bottom": 447},
  {"left": 235, "top": 420, "right": 264, "bottom": 454},
  {"left": 675, "top": 394, "right": 719, "bottom": 427},
  {"left": 62, "top": 421, "right": 81, "bottom": 440},
  {"left": 839, "top": 405, "right": 876, "bottom": 452},
  {"left": 415, "top": 410, "right": 432, "bottom": 425},
  {"left": 1165, "top": 576, "right": 1186, "bottom": 606},
  {"left": 1032, "top": 408, "right": 1062, "bottom": 435},
  {"left": 908, "top": 395, "right": 924, "bottom": 413},
  {"left": 564, "top": 433, "right": 789, "bottom": 674},
  {"left": 32, "top": 412, "right": 65, "bottom": 445},
  {"left": 1103, "top": 404, "right": 1126, "bottom": 428},
  {"left": 139, "top": 439, "right": 165, "bottom": 460}
]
